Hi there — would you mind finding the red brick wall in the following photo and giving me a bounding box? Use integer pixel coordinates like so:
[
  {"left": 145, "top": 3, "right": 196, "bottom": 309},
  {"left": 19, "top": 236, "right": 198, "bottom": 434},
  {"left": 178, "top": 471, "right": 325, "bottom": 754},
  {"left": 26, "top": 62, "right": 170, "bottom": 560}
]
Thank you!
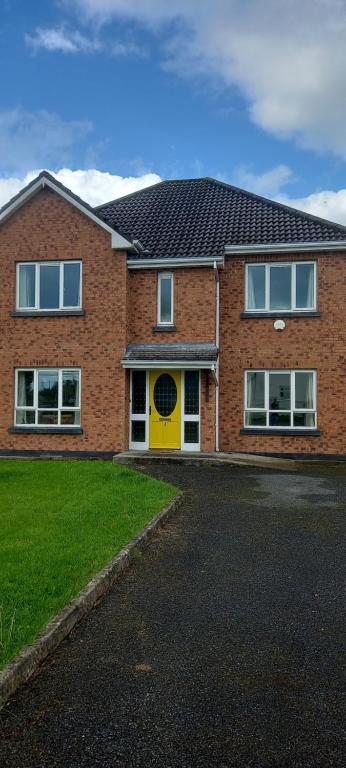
[
  {"left": 0, "top": 188, "right": 128, "bottom": 453},
  {"left": 128, "top": 268, "right": 217, "bottom": 450},
  {"left": 219, "top": 253, "right": 346, "bottom": 455},
  {"left": 129, "top": 267, "right": 216, "bottom": 342}
]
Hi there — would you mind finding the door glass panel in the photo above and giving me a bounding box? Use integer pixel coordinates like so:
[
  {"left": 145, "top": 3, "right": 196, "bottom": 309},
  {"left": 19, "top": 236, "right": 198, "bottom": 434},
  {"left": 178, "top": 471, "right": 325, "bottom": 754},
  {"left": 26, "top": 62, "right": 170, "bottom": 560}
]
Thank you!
[
  {"left": 184, "top": 422, "right": 199, "bottom": 444},
  {"left": 40, "top": 265, "right": 60, "bottom": 309},
  {"left": 38, "top": 372, "right": 59, "bottom": 407},
  {"left": 154, "top": 373, "right": 177, "bottom": 417},
  {"left": 184, "top": 371, "right": 199, "bottom": 415},
  {"left": 270, "top": 266, "right": 292, "bottom": 310},
  {"left": 131, "top": 421, "right": 146, "bottom": 442},
  {"left": 269, "top": 373, "right": 291, "bottom": 410},
  {"left": 132, "top": 371, "right": 146, "bottom": 414}
]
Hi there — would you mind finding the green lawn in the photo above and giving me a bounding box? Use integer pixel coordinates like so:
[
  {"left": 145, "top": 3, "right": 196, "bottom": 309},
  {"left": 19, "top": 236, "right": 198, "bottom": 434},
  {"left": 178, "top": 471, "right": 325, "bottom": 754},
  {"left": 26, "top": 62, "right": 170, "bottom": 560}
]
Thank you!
[{"left": 0, "top": 460, "right": 176, "bottom": 670}]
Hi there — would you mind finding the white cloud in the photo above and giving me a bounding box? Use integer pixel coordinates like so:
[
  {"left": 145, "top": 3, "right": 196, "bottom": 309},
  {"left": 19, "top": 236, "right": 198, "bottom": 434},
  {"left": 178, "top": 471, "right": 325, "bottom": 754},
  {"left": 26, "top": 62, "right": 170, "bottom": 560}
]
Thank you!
[
  {"left": 0, "top": 108, "right": 92, "bottom": 174},
  {"left": 280, "top": 189, "right": 346, "bottom": 226},
  {"left": 25, "top": 27, "right": 102, "bottom": 54},
  {"left": 62, "top": 0, "right": 346, "bottom": 157},
  {"left": 232, "top": 165, "right": 296, "bottom": 198},
  {"left": 25, "top": 26, "right": 146, "bottom": 57},
  {"left": 0, "top": 168, "right": 162, "bottom": 209},
  {"left": 2, "top": 164, "right": 346, "bottom": 226}
]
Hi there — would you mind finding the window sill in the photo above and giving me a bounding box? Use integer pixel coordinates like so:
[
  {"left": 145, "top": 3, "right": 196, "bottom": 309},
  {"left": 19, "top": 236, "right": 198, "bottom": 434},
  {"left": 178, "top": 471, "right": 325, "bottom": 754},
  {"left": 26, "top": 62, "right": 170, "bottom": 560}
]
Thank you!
[
  {"left": 240, "top": 311, "right": 321, "bottom": 319},
  {"left": 9, "top": 427, "right": 83, "bottom": 435},
  {"left": 11, "top": 310, "right": 85, "bottom": 318},
  {"left": 240, "top": 428, "right": 321, "bottom": 437},
  {"left": 152, "top": 325, "right": 177, "bottom": 333}
]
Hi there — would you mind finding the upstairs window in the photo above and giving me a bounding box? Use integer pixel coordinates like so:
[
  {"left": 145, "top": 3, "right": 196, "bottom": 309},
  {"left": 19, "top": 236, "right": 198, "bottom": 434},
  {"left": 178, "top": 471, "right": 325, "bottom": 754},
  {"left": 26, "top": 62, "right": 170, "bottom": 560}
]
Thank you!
[
  {"left": 17, "top": 261, "right": 82, "bottom": 311},
  {"left": 246, "top": 262, "right": 316, "bottom": 312},
  {"left": 157, "top": 272, "right": 173, "bottom": 325}
]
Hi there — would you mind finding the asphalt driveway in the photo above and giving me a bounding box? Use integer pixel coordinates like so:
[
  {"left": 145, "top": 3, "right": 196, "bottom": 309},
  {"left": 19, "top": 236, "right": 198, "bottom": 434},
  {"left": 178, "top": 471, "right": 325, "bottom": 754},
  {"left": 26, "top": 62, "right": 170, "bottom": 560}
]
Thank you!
[{"left": 0, "top": 462, "right": 345, "bottom": 768}]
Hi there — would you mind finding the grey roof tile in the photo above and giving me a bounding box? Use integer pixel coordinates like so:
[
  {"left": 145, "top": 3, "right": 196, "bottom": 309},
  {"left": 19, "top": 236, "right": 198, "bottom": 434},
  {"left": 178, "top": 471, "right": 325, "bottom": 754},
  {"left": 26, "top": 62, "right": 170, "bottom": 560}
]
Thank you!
[
  {"left": 97, "top": 177, "right": 346, "bottom": 259},
  {"left": 123, "top": 343, "right": 218, "bottom": 362}
]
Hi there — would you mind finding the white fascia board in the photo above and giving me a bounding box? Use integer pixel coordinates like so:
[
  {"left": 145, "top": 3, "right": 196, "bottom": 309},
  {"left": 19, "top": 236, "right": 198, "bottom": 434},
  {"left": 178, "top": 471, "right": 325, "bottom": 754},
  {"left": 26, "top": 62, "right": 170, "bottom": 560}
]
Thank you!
[
  {"left": 127, "top": 256, "right": 224, "bottom": 269},
  {"left": 224, "top": 241, "right": 346, "bottom": 255},
  {"left": 0, "top": 176, "right": 133, "bottom": 251},
  {"left": 122, "top": 360, "right": 216, "bottom": 370}
]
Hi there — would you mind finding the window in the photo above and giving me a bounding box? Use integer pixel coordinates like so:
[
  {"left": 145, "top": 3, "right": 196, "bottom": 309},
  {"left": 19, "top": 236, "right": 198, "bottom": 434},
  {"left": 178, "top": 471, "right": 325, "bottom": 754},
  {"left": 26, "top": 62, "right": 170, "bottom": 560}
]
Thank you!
[
  {"left": 17, "top": 261, "right": 82, "bottom": 311},
  {"left": 246, "top": 262, "right": 316, "bottom": 312},
  {"left": 15, "top": 369, "right": 81, "bottom": 426},
  {"left": 244, "top": 370, "right": 316, "bottom": 429},
  {"left": 182, "top": 370, "right": 200, "bottom": 449},
  {"left": 130, "top": 371, "right": 148, "bottom": 448},
  {"left": 157, "top": 272, "right": 173, "bottom": 325}
]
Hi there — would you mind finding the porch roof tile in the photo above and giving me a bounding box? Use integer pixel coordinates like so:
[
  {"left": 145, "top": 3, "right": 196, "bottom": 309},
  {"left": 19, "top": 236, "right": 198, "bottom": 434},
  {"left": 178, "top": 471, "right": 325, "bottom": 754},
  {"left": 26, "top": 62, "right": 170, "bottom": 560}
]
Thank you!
[{"left": 123, "top": 342, "right": 218, "bottom": 362}]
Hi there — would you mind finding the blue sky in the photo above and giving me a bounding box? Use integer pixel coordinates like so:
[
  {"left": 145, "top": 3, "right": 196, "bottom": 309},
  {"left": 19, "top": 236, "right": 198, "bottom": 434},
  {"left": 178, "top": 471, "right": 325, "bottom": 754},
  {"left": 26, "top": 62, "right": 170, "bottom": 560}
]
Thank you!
[{"left": 1, "top": 0, "right": 346, "bottom": 222}]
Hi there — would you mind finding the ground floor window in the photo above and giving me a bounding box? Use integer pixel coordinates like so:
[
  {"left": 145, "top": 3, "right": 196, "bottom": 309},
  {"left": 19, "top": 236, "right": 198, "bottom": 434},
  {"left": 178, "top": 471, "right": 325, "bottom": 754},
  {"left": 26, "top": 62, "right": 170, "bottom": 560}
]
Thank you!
[
  {"left": 245, "top": 370, "right": 316, "bottom": 429},
  {"left": 182, "top": 370, "right": 200, "bottom": 450},
  {"left": 15, "top": 368, "right": 81, "bottom": 426}
]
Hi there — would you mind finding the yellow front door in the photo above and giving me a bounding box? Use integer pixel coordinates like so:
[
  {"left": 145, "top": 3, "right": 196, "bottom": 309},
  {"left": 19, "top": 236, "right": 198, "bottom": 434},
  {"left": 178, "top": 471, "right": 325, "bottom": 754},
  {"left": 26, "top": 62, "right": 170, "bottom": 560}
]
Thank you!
[{"left": 149, "top": 370, "right": 181, "bottom": 449}]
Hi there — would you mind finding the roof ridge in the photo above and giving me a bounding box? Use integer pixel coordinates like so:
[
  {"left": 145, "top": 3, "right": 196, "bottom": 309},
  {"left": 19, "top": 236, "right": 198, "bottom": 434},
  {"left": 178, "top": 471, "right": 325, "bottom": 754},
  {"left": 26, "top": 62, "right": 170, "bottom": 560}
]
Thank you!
[{"left": 96, "top": 174, "right": 346, "bottom": 236}]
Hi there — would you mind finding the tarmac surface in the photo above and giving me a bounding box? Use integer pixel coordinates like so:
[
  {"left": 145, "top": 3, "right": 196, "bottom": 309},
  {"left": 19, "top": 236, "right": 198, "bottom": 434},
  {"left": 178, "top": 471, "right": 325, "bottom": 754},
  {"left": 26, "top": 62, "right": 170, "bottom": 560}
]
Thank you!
[{"left": 0, "top": 462, "right": 345, "bottom": 767}]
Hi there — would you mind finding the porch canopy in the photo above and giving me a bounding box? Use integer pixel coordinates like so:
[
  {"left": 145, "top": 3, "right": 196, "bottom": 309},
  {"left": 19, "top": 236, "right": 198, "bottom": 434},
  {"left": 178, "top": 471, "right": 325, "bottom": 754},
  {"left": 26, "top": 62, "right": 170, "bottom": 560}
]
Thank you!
[{"left": 122, "top": 342, "right": 218, "bottom": 370}]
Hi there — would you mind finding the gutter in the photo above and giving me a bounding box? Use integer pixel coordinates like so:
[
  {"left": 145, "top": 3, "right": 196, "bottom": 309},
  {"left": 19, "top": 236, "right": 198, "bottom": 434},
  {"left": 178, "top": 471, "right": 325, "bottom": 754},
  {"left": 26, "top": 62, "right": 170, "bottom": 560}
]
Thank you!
[
  {"left": 224, "top": 241, "right": 346, "bottom": 256},
  {"left": 122, "top": 360, "right": 216, "bottom": 370},
  {"left": 127, "top": 256, "right": 225, "bottom": 269},
  {"left": 214, "top": 261, "right": 220, "bottom": 452}
]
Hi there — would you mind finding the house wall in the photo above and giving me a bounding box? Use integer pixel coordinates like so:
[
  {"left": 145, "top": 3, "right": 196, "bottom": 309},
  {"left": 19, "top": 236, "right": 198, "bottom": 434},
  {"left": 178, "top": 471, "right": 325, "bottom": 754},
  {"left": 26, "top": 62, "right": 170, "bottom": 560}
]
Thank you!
[
  {"left": 128, "top": 267, "right": 217, "bottom": 451},
  {"left": 219, "top": 252, "right": 346, "bottom": 456},
  {"left": 0, "top": 188, "right": 128, "bottom": 454}
]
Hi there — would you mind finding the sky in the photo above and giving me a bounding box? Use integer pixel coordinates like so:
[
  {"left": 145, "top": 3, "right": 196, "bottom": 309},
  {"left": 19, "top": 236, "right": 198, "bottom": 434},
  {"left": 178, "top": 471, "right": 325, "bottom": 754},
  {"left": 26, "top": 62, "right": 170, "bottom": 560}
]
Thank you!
[{"left": 2, "top": 0, "right": 346, "bottom": 223}]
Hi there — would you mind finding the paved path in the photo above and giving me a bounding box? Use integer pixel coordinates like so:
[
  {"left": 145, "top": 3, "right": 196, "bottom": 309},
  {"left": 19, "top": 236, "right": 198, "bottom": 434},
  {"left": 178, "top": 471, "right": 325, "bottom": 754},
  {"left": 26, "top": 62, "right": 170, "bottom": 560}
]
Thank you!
[{"left": 1, "top": 463, "right": 345, "bottom": 767}]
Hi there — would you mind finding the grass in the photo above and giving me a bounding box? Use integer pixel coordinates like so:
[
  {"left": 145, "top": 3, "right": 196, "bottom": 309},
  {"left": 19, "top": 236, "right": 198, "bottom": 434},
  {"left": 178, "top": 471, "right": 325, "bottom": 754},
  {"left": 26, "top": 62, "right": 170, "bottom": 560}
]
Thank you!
[{"left": 0, "top": 460, "right": 176, "bottom": 670}]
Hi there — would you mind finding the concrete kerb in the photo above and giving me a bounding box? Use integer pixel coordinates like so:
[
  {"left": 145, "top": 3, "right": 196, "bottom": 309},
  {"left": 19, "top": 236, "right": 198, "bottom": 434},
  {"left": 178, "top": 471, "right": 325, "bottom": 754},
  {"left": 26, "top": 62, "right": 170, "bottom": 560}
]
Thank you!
[{"left": 0, "top": 492, "right": 183, "bottom": 710}]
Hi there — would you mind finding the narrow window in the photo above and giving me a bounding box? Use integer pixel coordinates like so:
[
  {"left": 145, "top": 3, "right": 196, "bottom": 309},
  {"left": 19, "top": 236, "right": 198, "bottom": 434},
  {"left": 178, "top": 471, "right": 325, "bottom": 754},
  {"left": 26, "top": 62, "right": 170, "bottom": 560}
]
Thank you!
[
  {"left": 17, "top": 262, "right": 81, "bottom": 311},
  {"left": 15, "top": 369, "right": 81, "bottom": 427},
  {"left": 247, "top": 265, "right": 266, "bottom": 310},
  {"left": 130, "top": 371, "right": 147, "bottom": 448},
  {"left": 183, "top": 370, "right": 200, "bottom": 449},
  {"left": 158, "top": 272, "right": 173, "bottom": 325}
]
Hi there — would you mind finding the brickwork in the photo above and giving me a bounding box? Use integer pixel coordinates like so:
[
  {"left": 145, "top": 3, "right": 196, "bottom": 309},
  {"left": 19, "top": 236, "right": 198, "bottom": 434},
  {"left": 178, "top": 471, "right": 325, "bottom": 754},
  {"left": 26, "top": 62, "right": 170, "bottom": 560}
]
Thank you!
[
  {"left": 0, "top": 188, "right": 128, "bottom": 453},
  {"left": 219, "top": 253, "right": 346, "bottom": 455}
]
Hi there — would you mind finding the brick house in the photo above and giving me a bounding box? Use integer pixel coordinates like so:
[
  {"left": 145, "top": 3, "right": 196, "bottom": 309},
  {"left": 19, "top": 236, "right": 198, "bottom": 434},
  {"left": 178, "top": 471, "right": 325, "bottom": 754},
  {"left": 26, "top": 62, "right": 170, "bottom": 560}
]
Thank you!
[{"left": 0, "top": 171, "right": 345, "bottom": 458}]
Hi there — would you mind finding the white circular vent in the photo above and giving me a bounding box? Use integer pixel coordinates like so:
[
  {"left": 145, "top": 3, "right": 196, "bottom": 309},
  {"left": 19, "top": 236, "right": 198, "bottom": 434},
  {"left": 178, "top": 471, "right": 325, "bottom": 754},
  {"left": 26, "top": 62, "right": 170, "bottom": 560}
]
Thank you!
[{"left": 273, "top": 319, "right": 286, "bottom": 331}]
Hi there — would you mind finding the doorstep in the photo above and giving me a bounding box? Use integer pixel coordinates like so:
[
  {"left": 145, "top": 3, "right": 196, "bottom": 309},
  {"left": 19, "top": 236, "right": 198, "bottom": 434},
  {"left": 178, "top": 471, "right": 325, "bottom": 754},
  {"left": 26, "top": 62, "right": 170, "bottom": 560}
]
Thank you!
[{"left": 113, "top": 450, "right": 298, "bottom": 471}]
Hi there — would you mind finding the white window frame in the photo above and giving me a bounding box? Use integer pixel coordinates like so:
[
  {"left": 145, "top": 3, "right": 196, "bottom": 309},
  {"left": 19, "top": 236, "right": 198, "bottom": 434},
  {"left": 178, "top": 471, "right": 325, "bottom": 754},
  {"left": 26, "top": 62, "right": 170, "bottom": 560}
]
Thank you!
[
  {"left": 244, "top": 369, "right": 317, "bottom": 430},
  {"left": 181, "top": 370, "right": 200, "bottom": 451},
  {"left": 157, "top": 272, "right": 174, "bottom": 325},
  {"left": 16, "top": 261, "right": 82, "bottom": 311},
  {"left": 15, "top": 368, "right": 81, "bottom": 427},
  {"left": 245, "top": 261, "right": 317, "bottom": 312},
  {"left": 129, "top": 371, "right": 149, "bottom": 450}
]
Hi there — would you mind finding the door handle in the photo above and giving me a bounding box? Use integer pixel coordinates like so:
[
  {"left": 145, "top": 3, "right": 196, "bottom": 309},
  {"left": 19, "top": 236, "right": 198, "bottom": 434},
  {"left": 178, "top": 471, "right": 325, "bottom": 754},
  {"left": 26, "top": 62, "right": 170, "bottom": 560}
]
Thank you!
[{"left": 149, "top": 405, "right": 151, "bottom": 415}]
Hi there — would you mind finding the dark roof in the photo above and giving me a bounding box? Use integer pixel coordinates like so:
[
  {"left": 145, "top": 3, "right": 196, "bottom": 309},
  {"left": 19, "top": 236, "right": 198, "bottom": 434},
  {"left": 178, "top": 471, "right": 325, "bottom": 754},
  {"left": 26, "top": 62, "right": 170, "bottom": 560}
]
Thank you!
[
  {"left": 97, "top": 177, "right": 346, "bottom": 259},
  {"left": 123, "top": 343, "right": 218, "bottom": 362}
]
